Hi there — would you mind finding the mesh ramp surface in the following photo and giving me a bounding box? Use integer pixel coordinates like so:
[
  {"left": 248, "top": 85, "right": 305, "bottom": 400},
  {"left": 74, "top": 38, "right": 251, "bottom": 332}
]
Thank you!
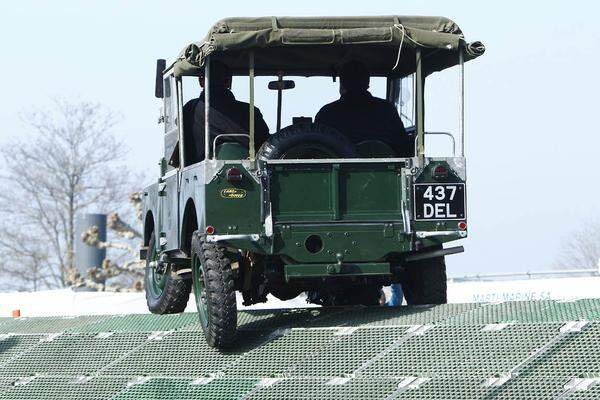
[
  {"left": 0, "top": 376, "right": 129, "bottom": 400},
  {"left": 114, "top": 377, "right": 259, "bottom": 400},
  {"left": 68, "top": 313, "right": 198, "bottom": 334},
  {"left": 0, "top": 316, "right": 109, "bottom": 334},
  {"left": 0, "top": 300, "right": 599, "bottom": 399}
]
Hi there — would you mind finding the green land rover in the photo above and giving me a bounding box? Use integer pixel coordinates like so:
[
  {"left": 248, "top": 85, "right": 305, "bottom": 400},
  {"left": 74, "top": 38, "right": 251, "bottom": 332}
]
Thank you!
[{"left": 140, "top": 16, "right": 484, "bottom": 348}]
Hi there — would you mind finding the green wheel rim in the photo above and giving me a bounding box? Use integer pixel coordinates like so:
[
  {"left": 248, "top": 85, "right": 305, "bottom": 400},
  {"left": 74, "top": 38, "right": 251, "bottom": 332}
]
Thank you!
[
  {"left": 146, "top": 243, "right": 168, "bottom": 299},
  {"left": 193, "top": 256, "right": 209, "bottom": 328}
]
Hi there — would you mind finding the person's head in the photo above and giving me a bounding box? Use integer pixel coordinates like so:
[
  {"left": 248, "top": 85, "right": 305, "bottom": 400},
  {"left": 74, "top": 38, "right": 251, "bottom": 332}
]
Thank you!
[
  {"left": 339, "top": 60, "right": 370, "bottom": 95},
  {"left": 199, "top": 60, "right": 232, "bottom": 90}
]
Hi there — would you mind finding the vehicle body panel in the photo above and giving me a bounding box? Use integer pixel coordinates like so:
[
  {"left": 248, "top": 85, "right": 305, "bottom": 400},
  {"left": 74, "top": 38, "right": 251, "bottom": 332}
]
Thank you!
[{"left": 161, "top": 172, "right": 179, "bottom": 251}]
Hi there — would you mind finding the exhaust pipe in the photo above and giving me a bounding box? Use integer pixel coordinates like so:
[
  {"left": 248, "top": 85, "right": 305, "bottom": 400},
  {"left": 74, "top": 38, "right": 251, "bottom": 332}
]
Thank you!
[{"left": 404, "top": 246, "right": 464, "bottom": 262}]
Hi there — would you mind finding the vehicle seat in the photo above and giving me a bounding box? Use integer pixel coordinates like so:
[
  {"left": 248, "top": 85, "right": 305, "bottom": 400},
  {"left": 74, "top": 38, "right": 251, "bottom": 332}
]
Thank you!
[{"left": 216, "top": 142, "right": 249, "bottom": 160}]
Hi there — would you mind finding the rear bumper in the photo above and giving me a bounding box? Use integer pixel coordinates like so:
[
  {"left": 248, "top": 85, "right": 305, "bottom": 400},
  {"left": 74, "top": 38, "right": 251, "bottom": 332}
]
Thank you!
[
  {"left": 282, "top": 246, "right": 463, "bottom": 281},
  {"left": 285, "top": 262, "right": 391, "bottom": 281},
  {"left": 274, "top": 222, "right": 408, "bottom": 263}
]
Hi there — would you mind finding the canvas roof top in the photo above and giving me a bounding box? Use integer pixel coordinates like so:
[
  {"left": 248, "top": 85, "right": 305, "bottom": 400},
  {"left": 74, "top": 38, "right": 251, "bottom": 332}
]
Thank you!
[{"left": 172, "top": 16, "right": 485, "bottom": 78}]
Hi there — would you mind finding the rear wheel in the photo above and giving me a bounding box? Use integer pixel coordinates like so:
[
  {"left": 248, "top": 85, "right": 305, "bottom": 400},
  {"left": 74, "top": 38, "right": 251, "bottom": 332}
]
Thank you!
[
  {"left": 191, "top": 232, "right": 237, "bottom": 348},
  {"left": 401, "top": 253, "right": 447, "bottom": 305},
  {"left": 144, "top": 233, "right": 191, "bottom": 314}
]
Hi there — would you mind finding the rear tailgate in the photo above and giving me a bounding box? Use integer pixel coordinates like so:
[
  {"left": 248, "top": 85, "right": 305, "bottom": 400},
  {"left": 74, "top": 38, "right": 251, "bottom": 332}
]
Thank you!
[{"left": 267, "top": 159, "right": 407, "bottom": 224}]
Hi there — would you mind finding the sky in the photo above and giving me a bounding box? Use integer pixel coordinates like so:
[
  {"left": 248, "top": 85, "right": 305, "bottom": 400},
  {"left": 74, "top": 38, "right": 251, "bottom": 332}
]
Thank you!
[{"left": 1, "top": 0, "right": 599, "bottom": 277}]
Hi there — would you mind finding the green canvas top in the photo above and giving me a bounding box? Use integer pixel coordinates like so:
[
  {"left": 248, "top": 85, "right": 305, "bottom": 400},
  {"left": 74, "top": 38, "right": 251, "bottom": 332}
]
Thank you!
[{"left": 172, "top": 16, "right": 485, "bottom": 78}]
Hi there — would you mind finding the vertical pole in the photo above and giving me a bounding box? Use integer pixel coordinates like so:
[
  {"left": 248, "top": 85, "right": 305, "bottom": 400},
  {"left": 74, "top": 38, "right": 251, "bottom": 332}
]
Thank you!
[
  {"left": 415, "top": 49, "right": 425, "bottom": 158},
  {"left": 74, "top": 213, "right": 107, "bottom": 287},
  {"left": 276, "top": 71, "right": 283, "bottom": 133},
  {"left": 249, "top": 51, "right": 256, "bottom": 162},
  {"left": 176, "top": 78, "right": 185, "bottom": 167},
  {"left": 204, "top": 57, "right": 211, "bottom": 161},
  {"left": 459, "top": 48, "right": 465, "bottom": 157}
]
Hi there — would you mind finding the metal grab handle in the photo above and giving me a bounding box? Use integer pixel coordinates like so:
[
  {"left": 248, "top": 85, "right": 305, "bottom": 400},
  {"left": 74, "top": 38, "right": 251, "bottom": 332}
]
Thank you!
[
  {"left": 413, "top": 131, "right": 456, "bottom": 157},
  {"left": 212, "top": 134, "right": 251, "bottom": 158}
]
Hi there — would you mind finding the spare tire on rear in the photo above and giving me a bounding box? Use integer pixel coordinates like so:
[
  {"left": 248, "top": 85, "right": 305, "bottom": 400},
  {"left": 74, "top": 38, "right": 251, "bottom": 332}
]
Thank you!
[{"left": 257, "top": 123, "right": 358, "bottom": 162}]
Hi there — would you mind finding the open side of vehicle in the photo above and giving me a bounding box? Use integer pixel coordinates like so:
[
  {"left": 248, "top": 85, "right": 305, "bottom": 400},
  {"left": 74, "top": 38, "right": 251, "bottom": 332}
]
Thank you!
[{"left": 140, "top": 16, "right": 484, "bottom": 348}]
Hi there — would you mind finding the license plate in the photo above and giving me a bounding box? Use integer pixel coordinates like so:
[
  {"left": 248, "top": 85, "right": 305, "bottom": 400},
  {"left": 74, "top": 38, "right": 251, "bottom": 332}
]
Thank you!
[{"left": 414, "top": 183, "right": 466, "bottom": 220}]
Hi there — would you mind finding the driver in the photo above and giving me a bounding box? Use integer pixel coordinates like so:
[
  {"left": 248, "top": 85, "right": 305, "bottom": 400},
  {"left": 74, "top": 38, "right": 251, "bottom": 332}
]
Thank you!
[
  {"left": 182, "top": 61, "right": 270, "bottom": 164},
  {"left": 315, "top": 60, "right": 407, "bottom": 154}
]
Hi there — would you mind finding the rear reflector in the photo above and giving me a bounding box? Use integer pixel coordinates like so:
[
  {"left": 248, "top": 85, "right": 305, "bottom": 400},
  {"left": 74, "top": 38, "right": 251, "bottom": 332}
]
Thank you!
[
  {"left": 206, "top": 226, "right": 215, "bottom": 235},
  {"left": 432, "top": 165, "right": 448, "bottom": 179},
  {"left": 458, "top": 221, "right": 467, "bottom": 231},
  {"left": 226, "top": 167, "right": 243, "bottom": 184}
]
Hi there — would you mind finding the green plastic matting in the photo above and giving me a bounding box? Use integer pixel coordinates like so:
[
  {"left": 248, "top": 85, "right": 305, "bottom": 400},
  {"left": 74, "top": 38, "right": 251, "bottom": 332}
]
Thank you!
[{"left": 0, "top": 299, "right": 599, "bottom": 399}]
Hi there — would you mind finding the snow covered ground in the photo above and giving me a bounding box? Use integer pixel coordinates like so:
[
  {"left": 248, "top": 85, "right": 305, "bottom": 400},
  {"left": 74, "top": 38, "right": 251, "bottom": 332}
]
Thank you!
[
  {"left": 0, "top": 289, "right": 316, "bottom": 318},
  {"left": 1, "top": 276, "right": 599, "bottom": 318}
]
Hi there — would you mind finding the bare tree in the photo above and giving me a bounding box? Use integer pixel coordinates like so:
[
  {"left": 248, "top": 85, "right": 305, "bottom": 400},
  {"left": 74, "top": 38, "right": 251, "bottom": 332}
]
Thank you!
[
  {"left": 0, "top": 99, "right": 136, "bottom": 290},
  {"left": 557, "top": 217, "right": 600, "bottom": 270},
  {"left": 0, "top": 223, "right": 54, "bottom": 291}
]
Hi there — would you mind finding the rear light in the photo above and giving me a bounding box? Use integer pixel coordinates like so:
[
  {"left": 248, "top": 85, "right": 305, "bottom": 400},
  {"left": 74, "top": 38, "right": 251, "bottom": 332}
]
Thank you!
[
  {"left": 458, "top": 221, "right": 467, "bottom": 231},
  {"left": 226, "top": 167, "right": 243, "bottom": 184},
  {"left": 432, "top": 165, "right": 448, "bottom": 180},
  {"left": 205, "top": 226, "right": 215, "bottom": 235}
]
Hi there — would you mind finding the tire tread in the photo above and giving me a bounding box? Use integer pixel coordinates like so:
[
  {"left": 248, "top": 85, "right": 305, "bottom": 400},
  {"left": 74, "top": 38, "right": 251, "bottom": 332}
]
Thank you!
[
  {"left": 145, "top": 233, "right": 191, "bottom": 315},
  {"left": 192, "top": 231, "right": 237, "bottom": 348},
  {"left": 402, "top": 255, "right": 447, "bottom": 305}
]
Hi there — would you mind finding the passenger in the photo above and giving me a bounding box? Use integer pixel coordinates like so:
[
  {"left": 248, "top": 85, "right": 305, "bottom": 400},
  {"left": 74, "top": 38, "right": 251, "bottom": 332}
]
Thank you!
[
  {"left": 182, "top": 61, "right": 270, "bottom": 165},
  {"left": 315, "top": 60, "right": 407, "bottom": 154}
]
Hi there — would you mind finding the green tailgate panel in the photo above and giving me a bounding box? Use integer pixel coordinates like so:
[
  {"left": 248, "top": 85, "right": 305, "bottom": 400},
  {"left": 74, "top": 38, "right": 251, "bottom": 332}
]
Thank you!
[
  {"left": 340, "top": 165, "right": 402, "bottom": 220},
  {"left": 271, "top": 167, "right": 332, "bottom": 221},
  {"left": 271, "top": 162, "right": 404, "bottom": 222}
]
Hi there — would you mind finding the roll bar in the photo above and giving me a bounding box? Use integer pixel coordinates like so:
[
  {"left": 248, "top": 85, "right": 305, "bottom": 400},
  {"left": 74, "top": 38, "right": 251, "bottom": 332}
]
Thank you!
[
  {"left": 414, "top": 132, "right": 457, "bottom": 157},
  {"left": 204, "top": 52, "right": 256, "bottom": 162},
  {"left": 204, "top": 57, "right": 211, "bottom": 161},
  {"left": 212, "top": 134, "right": 251, "bottom": 158},
  {"left": 198, "top": 47, "right": 465, "bottom": 162},
  {"left": 414, "top": 47, "right": 465, "bottom": 158}
]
